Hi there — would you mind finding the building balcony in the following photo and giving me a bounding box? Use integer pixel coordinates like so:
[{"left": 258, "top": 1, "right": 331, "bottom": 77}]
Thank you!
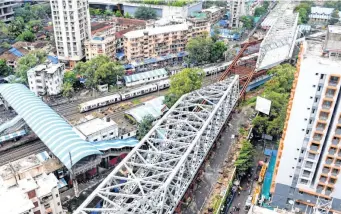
[
  {"left": 322, "top": 104, "right": 332, "bottom": 110},
  {"left": 311, "top": 145, "right": 319, "bottom": 152},
  {"left": 331, "top": 169, "right": 339, "bottom": 176},
  {"left": 316, "top": 186, "right": 324, "bottom": 193},
  {"left": 336, "top": 128, "right": 341, "bottom": 136},
  {"left": 322, "top": 167, "right": 330, "bottom": 174},
  {"left": 325, "top": 189, "right": 332, "bottom": 196},
  {"left": 335, "top": 159, "right": 341, "bottom": 167},
  {"left": 320, "top": 176, "right": 327, "bottom": 183},
  {"left": 329, "top": 149, "right": 336, "bottom": 155},
  {"left": 329, "top": 77, "right": 339, "bottom": 86},
  {"left": 332, "top": 138, "right": 339, "bottom": 145},
  {"left": 326, "top": 158, "right": 333, "bottom": 165}
]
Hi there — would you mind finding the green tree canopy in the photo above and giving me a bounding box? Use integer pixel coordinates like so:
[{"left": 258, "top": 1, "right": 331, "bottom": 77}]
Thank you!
[
  {"left": 329, "top": 9, "right": 340, "bottom": 25},
  {"left": 240, "top": 15, "right": 253, "bottom": 29},
  {"left": 262, "top": 1, "right": 270, "bottom": 9},
  {"left": 210, "top": 41, "right": 228, "bottom": 62},
  {"left": 164, "top": 68, "right": 204, "bottom": 107},
  {"left": 254, "top": 6, "right": 267, "bottom": 17},
  {"left": 8, "top": 17, "right": 25, "bottom": 37},
  {"left": 186, "top": 33, "right": 228, "bottom": 64},
  {"left": 124, "top": 12, "right": 132, "bottom": 18},
  {"left": 137, "top": 114, "right": 154, "bottom": 140},
  {"left": 16, "top": 50, "right": 47, "bottom": 84},
  {"left": 16, "top": 30, "right": 35, "bottom": 42},
  {"left": 235, "top": 140, "right": 254, "bottom": 175},
  {"left": 62, "top": 82, "right": 74, "bottom": 98},
  {"left": 63, "top": 71, "right": 77, "bottom": 85},
  {"left": 186, "top": 34, "right": 213, "bottom": 64},
  {"left": 134, "top": 6, "right": 157, "bottom": 20},
  {"left": 252, "top": 64, "right": 296, "bottom": 138},
  {"left": 0, "top": 59, "right": 13, "bottom": 77},
  {"left": 74, "top": 55, "right": 125, "bottom": 89},
  {"left": 115, "top": 10, "right": 123, "bottom": 17}
]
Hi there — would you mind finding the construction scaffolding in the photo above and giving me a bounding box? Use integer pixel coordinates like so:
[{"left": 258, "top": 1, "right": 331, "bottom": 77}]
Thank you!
[{"left": 74, "top": 76, "right": 240, "bottom": 214}]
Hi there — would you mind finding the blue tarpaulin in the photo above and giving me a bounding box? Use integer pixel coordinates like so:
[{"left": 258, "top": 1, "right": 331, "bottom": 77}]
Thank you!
[
  {"left": 124, "top": 64, "right": 133, "bottom": 70},
  {"left": 116, "top": 52, "right": 125, "bottom": 60},
  {"left": 9, "top": 48, "right": 24, "bottom": 57},
  {"left": 48, "top": 55, "right": 58, "bottom": 64}
]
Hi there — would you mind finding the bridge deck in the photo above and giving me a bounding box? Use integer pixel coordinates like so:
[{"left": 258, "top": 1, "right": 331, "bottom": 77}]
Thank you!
[{"left": 74, "top": 76, "right": 240, "bottom": 214}]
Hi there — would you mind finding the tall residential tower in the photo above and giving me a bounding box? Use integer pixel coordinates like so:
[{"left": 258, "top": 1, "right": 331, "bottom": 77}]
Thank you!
[
  {"left": 50, "top": 0, "right": 91, "bottom": 68},
  {"left": 271, "top": 35, "right": 341, "bottom": 213}
]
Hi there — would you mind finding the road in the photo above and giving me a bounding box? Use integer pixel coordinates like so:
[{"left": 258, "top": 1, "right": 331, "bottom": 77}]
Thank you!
[{"left": 183, "top": 107, "right": 254, "bottom": 214}]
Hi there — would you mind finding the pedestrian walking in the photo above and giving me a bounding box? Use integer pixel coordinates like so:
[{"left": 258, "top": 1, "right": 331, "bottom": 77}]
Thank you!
[
  {"left": 237, "top": 203, "right": 241, "bottom": 207},
  {"left": 236, "top": 207, "right": 240, "bottom": 212},
  {"left": 238, "top": 191, "right": 241, "bottom": 196}
]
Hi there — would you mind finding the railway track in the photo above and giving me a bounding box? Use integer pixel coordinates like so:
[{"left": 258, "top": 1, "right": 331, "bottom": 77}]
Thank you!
[{"left": 0, "top": 140, "right": 48, "bottom": 166}]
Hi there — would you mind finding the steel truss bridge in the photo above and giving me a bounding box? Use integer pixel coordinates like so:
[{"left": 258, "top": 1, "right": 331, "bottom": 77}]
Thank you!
[
  {"left": 74, "top": 76, "right": 239, "bottom": 214},
  {"left": 74, "top": 40, "right": 262, "bottom": 214}
]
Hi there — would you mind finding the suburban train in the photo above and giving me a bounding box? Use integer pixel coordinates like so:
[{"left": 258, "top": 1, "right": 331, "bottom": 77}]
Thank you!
[
  {"left": 78, "top": 53, "right": 259, "bottom": 113},
  {"left": 79, "top": 79, "right": 170, "bottom": 112}
]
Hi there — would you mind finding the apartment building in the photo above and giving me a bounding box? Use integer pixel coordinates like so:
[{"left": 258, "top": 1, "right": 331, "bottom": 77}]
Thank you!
[
  {"left": 50, "top": 0, "right": 91, "bottom": 68},
  {"left": 123, "top": 22, "right": 210, "bottom": 62},
  {"left": 202, "top": 6, "right": 226, "bottom": 24},
  {"left": 271, "top": 39, "right": 341, "bottom": 213},
  {"left": 112, "top": 17, "right": 146, "bottom": 32},
  {"left": 226, "top": 0, "right": 246, "bottom": 28},
  {"left": 27, "top": 63, "right": 65, "bottom": 96},
  {"left": 323, "top": 25, "right": 341, "bottom": 59},
  {"left": 85, "top": 33, "right": 115, "bottom": 60},
  {"left": 0, "top": 0, "right": 18, "bottom": 22},
  {"left": 0, "top": 173, "right": 64, "bottom": 214}
]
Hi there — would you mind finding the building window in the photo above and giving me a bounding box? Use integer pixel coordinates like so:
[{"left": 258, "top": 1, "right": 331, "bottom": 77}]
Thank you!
[
  {"left": 33, "top": 201, "right": 39, "bottom": 207},
  {"left": 56, "top": 194, "right": 59, "bottom": 197},
  {"left": 27, "top": 190, "right": 36, "bottom": 199},
  {"left": 320, "top": 74, "right": 324, "bottom": 79},
  {"left": 57, "top": 202, "right": 60, "bottom": 206}
]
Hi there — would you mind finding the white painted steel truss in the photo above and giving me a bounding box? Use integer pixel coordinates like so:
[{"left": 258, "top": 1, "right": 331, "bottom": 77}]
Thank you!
[{"left": 74, "top": 76, "right": 240, "bottom": 214}]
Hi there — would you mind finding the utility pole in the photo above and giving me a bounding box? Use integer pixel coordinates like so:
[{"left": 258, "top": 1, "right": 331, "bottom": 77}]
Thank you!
[
  {"left": 9, "top": 162, "right": 18, "bottom": 186},
  {"left": 69, "top": 151, "right": 79, "bottom": 197}
]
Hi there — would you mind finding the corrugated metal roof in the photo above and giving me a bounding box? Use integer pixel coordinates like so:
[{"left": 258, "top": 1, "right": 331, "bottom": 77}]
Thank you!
[
  {"left": 125, "top": 96, "right": 167, "bottom": 123},
  {"left": 91, "top": 138, "right": 139, "bottom": 151},
  {"left": 124, "top": 68, "right": 168, "bottom": 83},
  {"left": 311, "top": 6, "right": 334, "bottom": 15},
  {"left": 0, "top": 84, "right": 102, "bottom": 170}
]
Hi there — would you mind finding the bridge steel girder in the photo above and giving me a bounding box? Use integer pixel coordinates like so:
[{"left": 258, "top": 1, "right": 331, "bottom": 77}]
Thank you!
[{"left": 74, "top": 76, "right": 240, "bottom": 214}]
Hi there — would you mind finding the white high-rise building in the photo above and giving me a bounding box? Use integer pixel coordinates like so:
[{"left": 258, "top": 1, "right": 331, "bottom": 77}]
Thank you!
[
  {"left": 226, "top": 0, "right": 246, "bottom": 28},
  {"left": 271, "top": 39, "right": 341, "bottom": 213},
  {"left": 50, "top": 0, "right": 91, "bottom": 68}
]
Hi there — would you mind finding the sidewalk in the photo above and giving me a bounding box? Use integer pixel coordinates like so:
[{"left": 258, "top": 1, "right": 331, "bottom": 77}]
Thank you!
[{"left": 227, "top": 144, "right": 265, "bottom": 214}]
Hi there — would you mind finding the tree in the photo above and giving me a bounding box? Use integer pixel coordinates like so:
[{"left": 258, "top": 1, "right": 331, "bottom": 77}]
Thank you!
[
  {"left": 27, "top": 20, "right": 43, "bottom": 33},
  {"left": 137, "top": 114, "right": 154, "bottom": 140},
  {"left": 210, "top": 41, "right": 227, "bottom": 62},
  {"left": 134, "top": 6, "right": 157, "bottom": 20},
  {"left": 16, "top": 50, "right": 47, "bottom": 84},
  {"left": 164, "top": 68, "right": 204, "bottom": 107},
  {"left": 239, "top": 15, "right": 253, "bottom": 29},
  {"left": 74, "top": 55, "right": 125, "bottom": 89},
  {"left": 115, "top": 10, "right": 123, "bottom": 17},
  {"left": 211, "top": 25, "right": 221, "bottom": 42},
  {"left": 329, "top": 9, "right": 340, "bottom": 25},
  {"left": 8, "top": 17, "right": 25, "bottom": 37},
  {"left": 251, "top": 64, "right": 295, "bottom": 139},
  {"left": 16, "top": 30, "right": 35, "bottom": 42},
  {"left": 186, "top": 34, "right": 213, "bottom": 64},
  {"left": 235, "top": 140, "right": 254, "bottom": 176},
  {"left": 0, "top": 59, "right": 13, "bottom": 77},
  {"left": 297, "top": 8, "right": 308, "bottom": 24},
  {"left": 124, "top": 12, "right": 132, "bottom": 18},
  {"left": 62, "top": 82, "right": 74, "bottom": 98},
  {"left": 262, "top": 1, "right": 269, "bottom": 9},
  {"left": 254, "top": 6, "right": 266, "bottom": 17},
  {"left": 63, "top": 71, "right": 77, "bottom": 85}
]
